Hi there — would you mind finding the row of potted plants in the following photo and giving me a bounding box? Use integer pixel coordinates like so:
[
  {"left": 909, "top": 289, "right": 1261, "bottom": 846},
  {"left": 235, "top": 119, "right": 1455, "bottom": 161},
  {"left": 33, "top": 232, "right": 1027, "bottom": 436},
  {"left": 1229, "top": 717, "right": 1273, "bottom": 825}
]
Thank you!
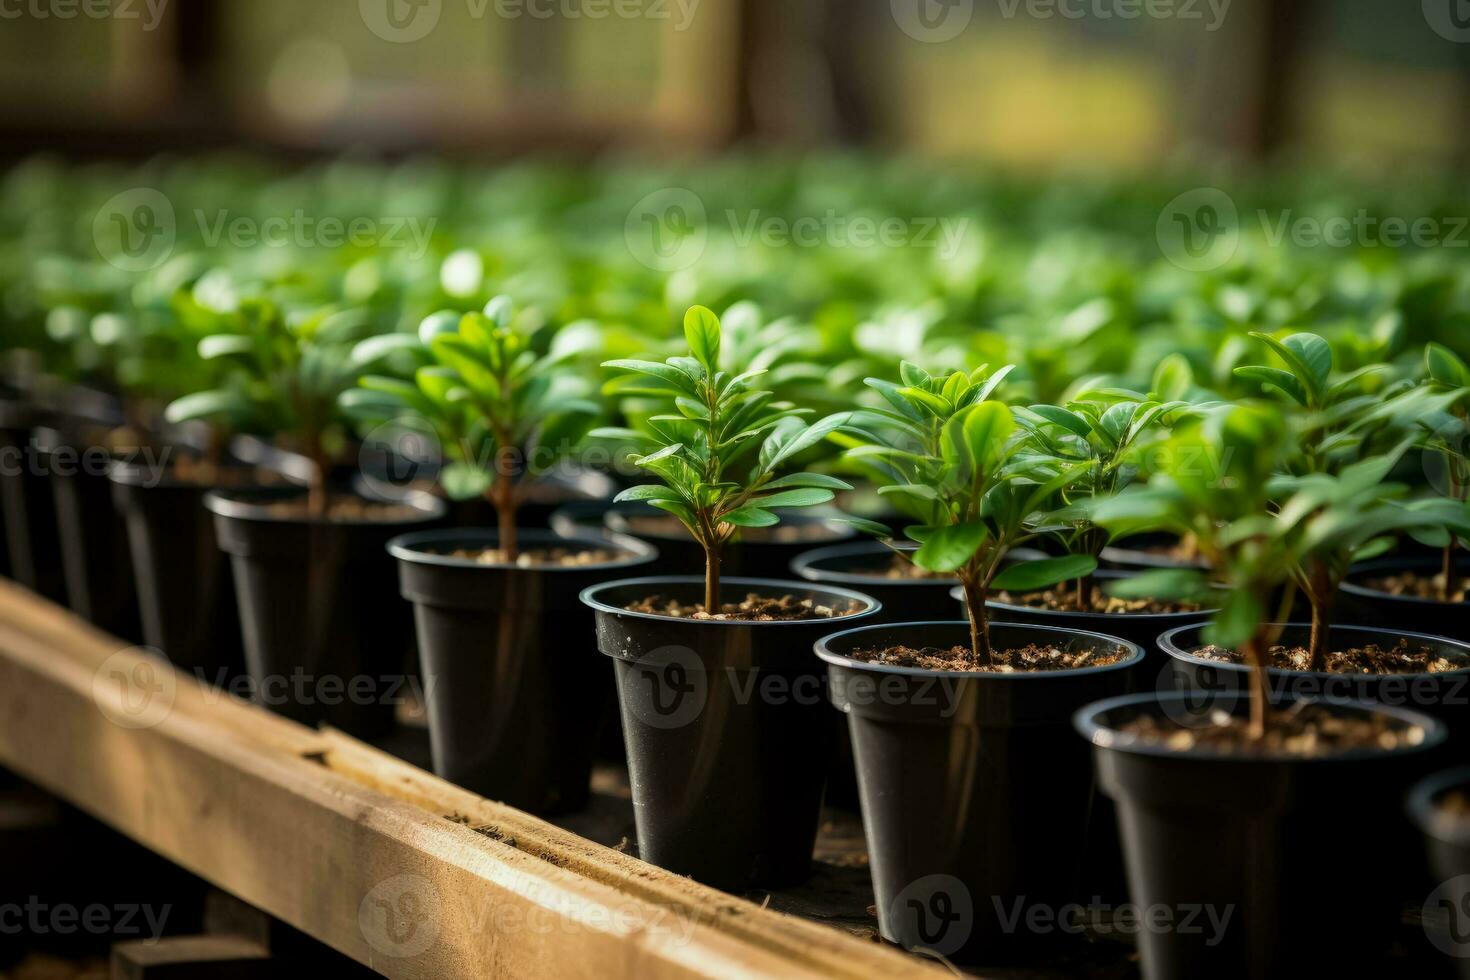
[{"left": 12, "top": 296, "right": 1470, "bottom": 975}]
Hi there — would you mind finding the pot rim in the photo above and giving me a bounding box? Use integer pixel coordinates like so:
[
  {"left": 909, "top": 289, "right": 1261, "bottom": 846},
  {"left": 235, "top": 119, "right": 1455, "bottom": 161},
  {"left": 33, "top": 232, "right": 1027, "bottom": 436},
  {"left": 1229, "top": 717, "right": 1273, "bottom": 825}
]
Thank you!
[
  {"left": 1158, "top": 621, "right": 1470, "bottom": 678},
  {"left": 1340, "top": 558, "right": 1469, "bottom": 607},
  {"left": 387, "top": 527, "right": 656, "bottom": 571},
  {"left": 953, "top": 579, "right": 1222, "bottom": 622},
  {"left": 203, "top": 485, "right": 446, "bottom": 525},
  {"left": 1408, "top": 766, "right": 1470, "bottom": 844},
  {"left": 579, "top": 575, "right": 881, "bottom": 626},
  {"left": 791, "top": 540, "right": 959, "bottom": 588},
  {"left": 814, "top": 619, "right": 1146, "bottom": 680},
  {"left": 1075, "top": 691, "right": 1449, "bottom": 762}
]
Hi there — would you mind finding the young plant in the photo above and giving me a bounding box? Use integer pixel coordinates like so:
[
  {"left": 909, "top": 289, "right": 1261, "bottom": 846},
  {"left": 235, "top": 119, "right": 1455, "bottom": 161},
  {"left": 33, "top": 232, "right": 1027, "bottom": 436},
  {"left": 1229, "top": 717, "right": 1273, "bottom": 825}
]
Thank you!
[
  {"left": 1395, "top": 344, "right": 1470, "bottom": 598},
  {"left": 1094, "top": 406, "right": 1292, "bottom": 737},
  {"left": 1013, "top": 374, "right": 1192, "bottom": 608},
  {"left": 840, "top": 362, "right": 1094, "bottom": 665},
  {"left": 165, "top": 295, "right": 390, "bottom": 515},
  {"left": 344, "top": 296, "right": 601, "bottom": 560},
  {"left": 594, "top": 306, "right": 853, "bottom": 611},
  {"left": 1231, "top": 331, "right": 1423, "bottom": 669}
]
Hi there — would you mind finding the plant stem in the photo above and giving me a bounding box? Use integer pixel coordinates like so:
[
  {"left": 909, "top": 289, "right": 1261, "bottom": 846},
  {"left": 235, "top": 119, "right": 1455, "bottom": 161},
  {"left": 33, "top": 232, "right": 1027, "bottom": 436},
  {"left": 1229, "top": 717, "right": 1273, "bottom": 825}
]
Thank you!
[
  {"left": 704, "top": 542, "right": 721, "bottom": 612},
  {"left": 492, "top": 439, "right": 519, "bottom": 561},
  {"left": 304, "top": 432, "right": 329, "bottom": 520},
  {"left": 1242, "top": 630, "right": 1272, "bottom": 740},
  {"left": 960, "top": 574, "right": 992, "bottom": 667},
  {"left": 1075, "top": 573, "right": 1094, "bottom": 610},
  {"left": 1306, "top": 561, "right": 1333, "bottom": 672}
]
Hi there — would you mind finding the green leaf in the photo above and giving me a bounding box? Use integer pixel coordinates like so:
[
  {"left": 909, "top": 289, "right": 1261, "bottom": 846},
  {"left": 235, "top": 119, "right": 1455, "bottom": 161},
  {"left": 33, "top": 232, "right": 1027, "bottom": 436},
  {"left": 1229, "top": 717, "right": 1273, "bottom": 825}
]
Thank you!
[
  {"left": 1234, "top": 366, "right": 1307, "bottom": 406},
  {"left": 350, "top": 332, "right": 423, "bottom": 369},
  {"left": 613, "top": 485, "right": 682, "bottom": 503},
  {"left": 198, "top": 335, "right": 254, "bottom": 360},
  {"left": 912, "top": 521, "right": 988, "bottom": 573},
  {"left": 483, "top": 295, "right": 513, "bottom": 329},
  {"left": 1104, "top": 568, "right": 1211, "bottom": 602},
  {"left": 761, "top": 473, "right": 852, "bottom": 491},
  {"left": 900, "top": 386, "right": 950, "bottom": 417},
  {"left": 835, "top": 517, "right": 892, "bottom": 538},
  {"left": 602, "top": 359, "right": 702, "bottom": 396},
  {"left": 441, "top": 463, "right": 492, "bottom": 501},
  {"left": 1025, "top": 404, "right": 1091, "bottom": 439},
  {"left": 163, "top": 389, "right": 251, "bottom": 424},
  {"left": 1151, "top": 354, "right": 1193, "bottom": 402},
  {"left": 418, "top": 310, "right": 462, "bottom": 345},
  {"left": 1203, "top": 588, "right": 1264, "bottom": 649},
  {"left": 758, "top": 412, "right": 852, "bottom": 472},
  {"left": 752, "top": 488, "right": 835, "bottom": 509},
  {"left": 991, "top": 555, "right": 1098, "bottom": 592},
  {"left": 723, "top": 506, "right": 780, "bottom": 528},
  {"left": 683, "top": 306, "right": 721, "bottom": 372},
  {"left": 962, "top": 401, "right": 1014, "bottom": 470},
  {"left": 1427, "top": 343, "right": 1470, "bottom": 388}
]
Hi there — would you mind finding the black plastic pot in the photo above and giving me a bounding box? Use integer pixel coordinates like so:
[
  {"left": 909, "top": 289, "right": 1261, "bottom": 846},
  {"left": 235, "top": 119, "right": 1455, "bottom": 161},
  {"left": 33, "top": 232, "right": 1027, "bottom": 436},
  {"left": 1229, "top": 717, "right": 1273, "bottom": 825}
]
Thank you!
[
  {"left": 1078, "top": 692, "right": 1449, "bottom": 979},
  {"left": 792, "top": 541, "right": 959, "bottom": 623},
  {"left": 108, "top": 460, "right": 246, "bottom": 679},
  {"left": 604, "top": 504, "right": 857, "bottom": 579},
  {"left": 817, "top": 621, "right": 1143, "bottom": 963},
  {"left": 1409, "top": 767, "right": 1470, "bottom": 979},
  {"left": 549, "top": 499, "right": 618, "bottom": 541},
  {"left": 581, "top": 576, "right": 880, "bottom": 890},
  {"left": 389, "top": 528, "right": 656, "bottom": 814},
  {"left": 954, "top": 569, "right": 1218, "bottom": 674},
  {"left": 33, "top": 426, "right": 141, "bottom": 640},
  {"left": 1340, "top": 557, "right": 1470, "bottom": 643},
  {"left": 0, "top": 406, "right": 66, "bottom": 602},
  {"left": 206, "top": 487, "right": 445, "bottom": 738},
  {"left": 1100, "top": 532, "right": 1207, "bottom": 572},
  {"left": 1161, "top": 622, "right": 1470, "bottom": 751}
]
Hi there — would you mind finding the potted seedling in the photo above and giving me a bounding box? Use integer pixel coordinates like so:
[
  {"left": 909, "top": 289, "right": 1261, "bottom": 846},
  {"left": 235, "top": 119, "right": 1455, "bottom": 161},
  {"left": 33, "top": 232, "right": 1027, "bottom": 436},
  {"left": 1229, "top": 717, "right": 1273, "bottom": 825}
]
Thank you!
[
  {"left": 813, "top": 360, "right": 1144, "bottom": 962},
  {"left": 599, "top": 302, "right": 857, "bottom": 577},
  {"left": 175, "top": 294, "right": 446, "bottom": 737},
  {"left": 580, "top": 305, "right": 880, "bottom": 890},
  {"left": 355, "top": 297, "right": 658, "bottom": 814},
  {"left": 1080, "top": 405, "right": 1452, "bottom": 977},
  {"left": 977, "top": 383, "right": 1218, "bottom": 659},
  {"left": 1341, "top": 343, "right": 1470, "bottom": 641}
]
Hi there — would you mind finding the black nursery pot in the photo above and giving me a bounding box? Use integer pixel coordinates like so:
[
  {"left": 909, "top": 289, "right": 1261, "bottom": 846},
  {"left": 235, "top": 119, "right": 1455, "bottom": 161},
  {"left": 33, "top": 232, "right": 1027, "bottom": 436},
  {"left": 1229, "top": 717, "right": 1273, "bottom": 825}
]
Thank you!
[
  {"left": 1409, "top": 767, "right": 1470, "bottom": 979},
  {"left": 0, "top": 403, "right": 66, "bottom": 602},
  {"left": 958, "top": 570, "right": 1219, "bottom": 673},
  {"left": 389, "top": 528, "right": 656, "bottom": 815},
  {"left": 816, "top": 621, "right": 1142, "bottom": 964},
  {"left": 206, "top": 487, "right": 445, "bottom": 738},
  {"left": 33, "top": 426, "right": 141, "bottom": 641},
  {"left": 1340, "top": 556, "right": 1470, "bottom": 643},
  {"left": 791, "top": 541, "right": 959, "bottom": 623},
  {"left": 604, "top": 504, "right": 857, "bottom": 578},
  {"left": 108, "top": 460, "right": 246, "bottom": 680},
  {"left": 1078, "top": 693, "right": 1448, "bottom": 980},
  {"left": 1161, "top": 622, "right": 1470, "bottom": 750},
  {"left": 581, "top": 576, "right": 880, "bottom": 890}
]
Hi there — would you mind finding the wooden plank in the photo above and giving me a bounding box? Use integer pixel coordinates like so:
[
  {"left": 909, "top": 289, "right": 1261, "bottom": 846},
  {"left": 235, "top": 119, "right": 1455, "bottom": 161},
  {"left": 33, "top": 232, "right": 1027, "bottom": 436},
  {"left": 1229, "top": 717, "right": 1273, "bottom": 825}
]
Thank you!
[
  {"left": 0, "top": 579, "right": 943, "bottom": 980},
  {"left": 110, "top": 936, "right": 272, "bottom": 980}
]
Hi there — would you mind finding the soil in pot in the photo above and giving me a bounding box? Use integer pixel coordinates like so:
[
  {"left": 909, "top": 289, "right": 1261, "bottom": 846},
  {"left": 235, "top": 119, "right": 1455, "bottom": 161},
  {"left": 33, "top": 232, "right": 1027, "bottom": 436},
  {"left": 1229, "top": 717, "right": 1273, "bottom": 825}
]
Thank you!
[
  {"left": 390, "top": 529, "right": 656, "bottom": 815},
  {"left": 817, "top": 621, "right": 1142, "bottom": 964},
  {"left": 582, "top": 576, "right": 880, "bottom": 891},
  {"left": 1162, "top": 623, "right": 1470, "bottom": 752},
  {"left": 1078, "top": 693, "right": 1448, "bottom": 979},
  {"left": 1341, "top": 557, "right": 1470, "bottom": 643},
  {"left": 207, "top": 486, "right": 445, "bottom": 738},
  {"left": 109, "top": 458, "right": 267, "bottom": 679},
  {"left": 1410, "top": 767, "right": 1470, "bottom": 979}
]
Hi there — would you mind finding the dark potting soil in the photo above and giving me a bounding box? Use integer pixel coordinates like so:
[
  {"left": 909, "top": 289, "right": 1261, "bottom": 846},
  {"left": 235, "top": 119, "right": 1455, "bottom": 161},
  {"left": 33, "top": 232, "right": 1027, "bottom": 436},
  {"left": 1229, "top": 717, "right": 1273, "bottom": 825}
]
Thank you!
[
  {"left": 1362, "top": 571, "right": 1469, "bottom": 604},
  {"left": 626, "top": 514, "right": 841, "bottom": 543},
  {"left": 846, "top": 642, "right": 1129, "bottom": 673},
  {"left": 994, "top": 585, "right": 1201, "bottom": 615},
  {"left": 263, "top": 496, "right": 425, "bottom": 521},
  {"left": 1109, "top": 701, "right": 1427, "bottom": 757},
  {"left": 437, "top": 546, "right": 624, "bottom": 567},
  {"left": 1118, "top": 535, "right": 1200, "bottom": 562},
  {"left": 1193, "top": 640, "right": 1462, "bottom": 675},
  {"left": 624, "top": 592, "right": 857, "bottom": 621}
]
